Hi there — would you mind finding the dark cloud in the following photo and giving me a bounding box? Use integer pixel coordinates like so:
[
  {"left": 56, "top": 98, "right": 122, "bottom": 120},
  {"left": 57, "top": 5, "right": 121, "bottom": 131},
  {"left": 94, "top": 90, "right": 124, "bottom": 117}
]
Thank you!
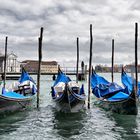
[
  {"left": 0, "top": 0, "right": 139, "bottom": 66},
  {"left": 130, "top": 0, "right": 140, "bottom": 10}
]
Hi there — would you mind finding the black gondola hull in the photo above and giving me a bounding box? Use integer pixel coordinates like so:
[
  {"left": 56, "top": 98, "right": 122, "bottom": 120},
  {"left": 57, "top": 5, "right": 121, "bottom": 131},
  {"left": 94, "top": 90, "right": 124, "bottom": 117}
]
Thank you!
[
  {"left": 94, "top": 91, "right": 138, "bottom": 115},
  {"left": 53, "top": 93, "right": 86, "bottom": 113},
  {"left": 0, "top": 95, "right": 35, "bottom": 114}
]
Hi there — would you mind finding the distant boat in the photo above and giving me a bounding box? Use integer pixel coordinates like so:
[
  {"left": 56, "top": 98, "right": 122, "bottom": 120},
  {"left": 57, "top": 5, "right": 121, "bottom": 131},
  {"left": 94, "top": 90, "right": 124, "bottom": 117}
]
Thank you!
[
  {"left": 121, "top": 67, "right": 140, "bottom": 97},
  {"left": 91, "top": 70, "right": 137, "bottom": 115},
  {"left": 51, "top": 69, "right": 86, "bottom": 112},
  {"left": 0, "top": 67, "right": 37, "bottom": 114}
]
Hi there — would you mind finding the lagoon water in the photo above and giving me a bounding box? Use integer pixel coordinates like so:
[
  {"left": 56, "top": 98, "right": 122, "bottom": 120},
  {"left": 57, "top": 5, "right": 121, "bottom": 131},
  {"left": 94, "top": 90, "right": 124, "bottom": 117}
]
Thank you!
[{"left": 0, "top": 73, "right": 140, "bottom": 140}]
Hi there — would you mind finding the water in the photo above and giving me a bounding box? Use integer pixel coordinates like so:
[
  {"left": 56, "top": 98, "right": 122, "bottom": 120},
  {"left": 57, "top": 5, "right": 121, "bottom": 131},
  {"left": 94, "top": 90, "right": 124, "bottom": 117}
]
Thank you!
[{"left": 0, "top": 73, "right": 140, "bottom": 140}]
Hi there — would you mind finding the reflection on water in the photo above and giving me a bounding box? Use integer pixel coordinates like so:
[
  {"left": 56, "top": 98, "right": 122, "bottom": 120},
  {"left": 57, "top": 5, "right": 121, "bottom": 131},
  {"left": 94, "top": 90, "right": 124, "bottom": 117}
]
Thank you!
[
  {"left": 0, "top": 111, "right": 28, "bottom": 136},
  {"left": 0, "top": 75, "right": 140, "bottom": 139},
  {"left": 52, "top": 110, "right": 87, "bottom": 139},
  {"left": 106, "top": 112, "right": 139, "bottom": 140}
]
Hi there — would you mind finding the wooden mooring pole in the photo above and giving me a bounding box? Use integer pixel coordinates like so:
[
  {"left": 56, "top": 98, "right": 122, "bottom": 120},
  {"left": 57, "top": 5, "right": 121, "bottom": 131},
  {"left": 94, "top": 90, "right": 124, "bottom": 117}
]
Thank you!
[
  {"left": 111, "top": 39, "right": 114, "bottom": 83},
  {"left": 76, "top": 37, "right": 79, "bottom": 83},
  {"left": 37, "top": 27, "right": 43, "bottom": 108},
  {"left": 3, "top": 36, "right": 8, "bottom": 88},
  {"left": 88, "top": 24, "right": 93, "bottom": 109},
  {"left": 135, "top": 23, "right": 138, "bottom": 94}
]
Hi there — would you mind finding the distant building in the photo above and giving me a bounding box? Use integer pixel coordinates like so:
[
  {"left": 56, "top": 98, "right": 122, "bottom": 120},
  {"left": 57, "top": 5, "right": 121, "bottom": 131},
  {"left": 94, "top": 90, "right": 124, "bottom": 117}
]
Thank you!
[
  {"left": 21, "top": 60, "right": 58, "bottom": 73},
  {"left": 95, "top": 65, "right": 103, "bottom": 72},
  {"left": 95, "top": 64, "right": 123, "bottom": 73},
  {"left": 0, "top": 52, "right": 20, "bottom": 72},
  {"left": 124, "top": 64, "right": 134, "bottom": 73},
  {"left": 95, "top": 65, "right": 111, "bottom": 72},
  {"left": 124, "top": 64, "right": 140, "bottom": 73}
]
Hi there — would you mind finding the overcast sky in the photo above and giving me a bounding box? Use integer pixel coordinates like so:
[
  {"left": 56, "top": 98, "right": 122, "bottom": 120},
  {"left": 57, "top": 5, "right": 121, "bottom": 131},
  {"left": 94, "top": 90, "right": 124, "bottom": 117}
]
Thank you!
[{"left": 0, "top": 0, "right": 139, "bottom": 67}]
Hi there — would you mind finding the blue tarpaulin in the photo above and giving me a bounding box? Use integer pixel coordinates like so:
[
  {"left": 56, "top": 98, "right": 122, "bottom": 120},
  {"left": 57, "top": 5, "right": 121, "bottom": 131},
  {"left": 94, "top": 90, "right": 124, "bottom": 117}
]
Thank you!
[
  {"left": 121, "top": 70, "right": 140, "bottom": 96},
  {"left": 108, "top": 91, "right": 129, "bottom": 101},
  {"left": 2, "top": 88, "right": 29, "bottom": 99},
  {"left": 53, "top": 72, "right": 71, "bottom": 86},
  {"left": 91, "top": 72, "right": 124, "bottom": 98},
  {"left": 19, "top": 68, "right": 36, "bottom": 84}
]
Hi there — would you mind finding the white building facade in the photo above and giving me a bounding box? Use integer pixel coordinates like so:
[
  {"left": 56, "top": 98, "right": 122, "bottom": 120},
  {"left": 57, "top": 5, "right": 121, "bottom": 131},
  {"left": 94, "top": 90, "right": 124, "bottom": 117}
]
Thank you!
[{"left": 0, "top": 53, "right": 20, "bottom": 72}]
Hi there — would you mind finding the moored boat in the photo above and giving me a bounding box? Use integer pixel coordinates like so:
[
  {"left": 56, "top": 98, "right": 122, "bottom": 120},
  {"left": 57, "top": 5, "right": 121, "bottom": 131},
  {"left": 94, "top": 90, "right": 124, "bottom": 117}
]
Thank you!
[
  {"left": 91, "top": 70, "right": 137, "bottom": 115},
  {"left": 51, "top": 69, "right": 86, "bottom": 113},
  {"left": 0, "top": 67, "right": 37, "bottom": 114}
]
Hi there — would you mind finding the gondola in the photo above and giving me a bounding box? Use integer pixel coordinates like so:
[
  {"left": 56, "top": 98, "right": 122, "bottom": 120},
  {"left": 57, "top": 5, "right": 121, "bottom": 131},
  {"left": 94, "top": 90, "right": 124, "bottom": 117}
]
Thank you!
[
  {"left": 51, "top": 69, "right": 86, "bottom": 112},
  {"left": 121, "top": 67, "right": 140, "bottom": 97},
  {"left": 91, "top": 70, "right": 137, "bottom": 115},
  {"left": 0, "top": 67, "right": 37, "bottom": 114}
]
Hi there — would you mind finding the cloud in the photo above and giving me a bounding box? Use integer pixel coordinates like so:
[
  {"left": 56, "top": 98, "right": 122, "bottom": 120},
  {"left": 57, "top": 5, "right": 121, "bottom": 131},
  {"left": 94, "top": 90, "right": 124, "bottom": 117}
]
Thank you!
[{"left": 0, "top": 0, "right": 139, "bottom": 67}]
